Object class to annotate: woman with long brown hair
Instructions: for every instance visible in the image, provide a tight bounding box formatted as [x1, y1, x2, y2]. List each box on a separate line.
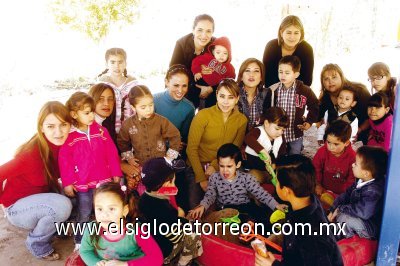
[0, 101, 73, 261]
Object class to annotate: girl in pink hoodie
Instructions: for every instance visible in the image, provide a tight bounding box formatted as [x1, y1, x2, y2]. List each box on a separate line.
[59, 92, 122, 249]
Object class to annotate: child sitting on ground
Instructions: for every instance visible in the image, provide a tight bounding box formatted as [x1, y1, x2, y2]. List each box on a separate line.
[328, 146, 387, 239]
[367, 92, 393, 152]
[244, 107, 288, 184]
[80, 182, 163, 266]
[189, 143, 287, 223]
[263, 55, 319, 155]
[317, 86, 358, 145]
[313, 120, 356, 196]
[138, 157, 202, 266]
[255, 154, 343, 266]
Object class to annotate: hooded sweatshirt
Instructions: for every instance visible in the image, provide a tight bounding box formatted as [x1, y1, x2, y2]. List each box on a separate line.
[191, 36, 235, 86]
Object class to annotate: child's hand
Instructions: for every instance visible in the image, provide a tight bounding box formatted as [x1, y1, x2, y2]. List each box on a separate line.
[317, 140, 324, 146]
[104, 260, 128, 266]
[189, 205, 205, 220]
[96, 260, 107, 266]
[64, 185, 76, 197]
[201, 65, 213, 75]
[178, 207, 185, 217]
[297, 122, 311, 131]
[112, 176, 121, 183]
[255, 251, 275, 266]
[315, 184, 324, 196]
[327, 208, 339, 222]
[194, 72, 202, 81]
[127, 157, 140, 167]
[260, 149, 271, 165]
[275, 204, 288, 212]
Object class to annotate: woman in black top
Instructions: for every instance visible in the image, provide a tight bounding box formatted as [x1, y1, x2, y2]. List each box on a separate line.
[170, 14, 216, 108]
[262, 15, 314, 87]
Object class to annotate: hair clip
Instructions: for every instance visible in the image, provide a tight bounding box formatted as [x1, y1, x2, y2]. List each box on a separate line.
[121, 185, 127, 192]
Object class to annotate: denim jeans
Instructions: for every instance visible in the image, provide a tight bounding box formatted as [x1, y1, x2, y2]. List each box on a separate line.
[75, 189, 94, 244]
[5, 193, 72, 258]
[287, 137, 303, 155]
[185, 167, 205, 210]
[337, 212, 373, 239]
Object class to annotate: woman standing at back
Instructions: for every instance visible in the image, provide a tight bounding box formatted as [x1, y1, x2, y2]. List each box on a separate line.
[262, 15, 314, 87]
[170, 14, 216, 108]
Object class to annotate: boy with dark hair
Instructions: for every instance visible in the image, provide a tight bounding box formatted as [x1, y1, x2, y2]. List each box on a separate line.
[255, 154, 343, 266]
[313, 120, 356, 196]
[318, 86, 359, 144]
[263, 55, 319, 155]
[328, 146, 387, 239]
[189, 143, 287, 222]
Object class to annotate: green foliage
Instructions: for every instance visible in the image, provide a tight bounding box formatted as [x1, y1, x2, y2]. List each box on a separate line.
[50, 0, 140, 42]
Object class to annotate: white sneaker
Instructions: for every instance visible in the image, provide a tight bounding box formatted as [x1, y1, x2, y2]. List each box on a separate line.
[74, 243, 81, 251]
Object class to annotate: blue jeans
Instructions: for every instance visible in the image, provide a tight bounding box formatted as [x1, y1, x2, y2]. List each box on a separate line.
[287, 137, 303, 155]
[5, 193, 72, 258]
[75, 189, 94, 243]
[337, 212, 373, 239]
[185, 167, 205, 209]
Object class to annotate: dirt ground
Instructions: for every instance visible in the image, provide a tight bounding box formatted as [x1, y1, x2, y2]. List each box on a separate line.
[0, 126, 320, 265]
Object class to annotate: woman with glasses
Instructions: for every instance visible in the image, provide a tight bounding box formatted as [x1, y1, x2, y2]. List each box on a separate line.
[368, 62, 397, 112]
[318, 64, 371, 143]
[186, 79, 247, 208]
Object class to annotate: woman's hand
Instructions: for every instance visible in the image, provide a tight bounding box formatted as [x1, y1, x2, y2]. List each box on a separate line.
[199, 180, 208, 192]
[205, 165, 216, 177]
[64, 185, 76, 197]
[327, 208, 339, 223]
[127, 157, 140, 167]
[121, 161, 140, 178]
[96, 260, 107, 266]
[196, 84, 213, 99]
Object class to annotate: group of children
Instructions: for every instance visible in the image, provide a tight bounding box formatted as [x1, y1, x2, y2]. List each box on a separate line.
[54, 45, 395, 266]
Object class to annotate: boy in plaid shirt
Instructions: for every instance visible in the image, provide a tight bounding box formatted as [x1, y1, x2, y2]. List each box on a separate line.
[263, 55, 319, 154]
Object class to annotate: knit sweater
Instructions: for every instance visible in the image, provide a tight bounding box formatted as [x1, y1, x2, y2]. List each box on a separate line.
[312, 144, 356, 194]
[0, 139, 60, 207]
[154, 91, 195, 142]
[80, 222, 163, 266]
[59, 123, 122, 192]
[186, 105, 248, 182]
[262, 39, 314, 87]
[263, 80, 319, 139]
[200, 171, 278, 210]
[117, 113, 181, 165]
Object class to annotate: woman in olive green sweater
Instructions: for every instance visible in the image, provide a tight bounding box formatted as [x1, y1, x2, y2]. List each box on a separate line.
[186, 79, 248, 208]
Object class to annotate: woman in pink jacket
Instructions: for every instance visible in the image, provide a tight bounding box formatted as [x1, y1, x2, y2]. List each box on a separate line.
[59, 92, 122, 250]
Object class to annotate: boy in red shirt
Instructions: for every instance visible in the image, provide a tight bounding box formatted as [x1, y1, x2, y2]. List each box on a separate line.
[313, 120, 356, 196]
